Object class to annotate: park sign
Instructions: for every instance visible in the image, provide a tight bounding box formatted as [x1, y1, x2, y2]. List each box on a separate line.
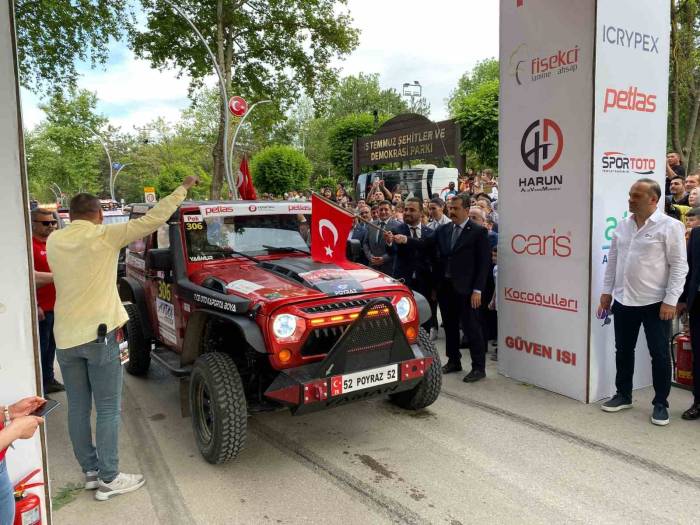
[355, 114, 461, 168]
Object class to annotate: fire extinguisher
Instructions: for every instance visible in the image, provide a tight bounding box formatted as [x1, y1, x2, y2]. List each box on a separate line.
[13, 468, 43, 525]
[671, 332, 694, 388]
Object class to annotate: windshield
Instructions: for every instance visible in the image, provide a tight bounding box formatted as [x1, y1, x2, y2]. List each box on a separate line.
[184, 213, 311, 261]
[103, 214, 129, 225]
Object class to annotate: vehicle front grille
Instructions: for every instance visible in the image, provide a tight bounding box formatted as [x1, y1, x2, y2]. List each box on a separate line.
[301, 297, 386, 314]
[300, 325, 347, 356]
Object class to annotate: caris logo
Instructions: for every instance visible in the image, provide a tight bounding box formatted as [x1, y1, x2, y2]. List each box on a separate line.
[601, 152, 655, 175]
[510, 229, 572, 258]
[604, 86, 657, 113]
[509, 44, 579, 86]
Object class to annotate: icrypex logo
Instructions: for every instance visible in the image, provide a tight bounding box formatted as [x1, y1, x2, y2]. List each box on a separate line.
[602, 25, 659, 54]
[504, 287, 578, 313]
[508, 44, 579, 86]
[601, 152, 655, 175]
[603, 86, 657, 113]
[510, 229, 572, 257]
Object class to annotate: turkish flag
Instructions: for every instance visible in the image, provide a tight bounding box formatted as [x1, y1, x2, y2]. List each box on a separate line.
[237, 156, 257, 200]
[311, 193, 354, 264]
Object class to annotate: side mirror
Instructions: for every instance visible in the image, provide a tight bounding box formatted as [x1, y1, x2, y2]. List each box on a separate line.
[147, 249, 172, 273]
[346, 239, 361, 262]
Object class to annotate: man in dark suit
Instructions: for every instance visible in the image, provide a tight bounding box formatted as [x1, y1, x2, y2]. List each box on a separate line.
[433, 193, 491, 382]
[362, 200, 399, 275]
[384, 198, 435, 330]
[678, 225, 700, 419]
[350, 205, 371, 264]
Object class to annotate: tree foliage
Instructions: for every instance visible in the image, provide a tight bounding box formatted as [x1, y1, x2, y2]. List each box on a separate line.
[447, 58, 499, 118]
[453, 80, 499, 169]
[670, 0, 700, 171]
[324, 73, 413, 120]
[15, 0, 133, 91]
[131, 0, 359, 198]
[250, 145, 312, 195]
[328, 113, 385, 182]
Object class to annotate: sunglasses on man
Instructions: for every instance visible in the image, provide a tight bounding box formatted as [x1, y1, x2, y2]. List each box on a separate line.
[33, 220, 58, 226]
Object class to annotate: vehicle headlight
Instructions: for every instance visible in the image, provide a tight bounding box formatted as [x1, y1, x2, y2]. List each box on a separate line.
[395, 297, 412, 321]
[273, 314, 300, 339]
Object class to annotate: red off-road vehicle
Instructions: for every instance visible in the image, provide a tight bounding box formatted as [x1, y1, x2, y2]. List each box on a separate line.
[119, 201, 441, 464]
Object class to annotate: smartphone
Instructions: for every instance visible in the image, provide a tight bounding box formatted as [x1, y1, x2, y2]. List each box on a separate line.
[31, 399, 60, 417]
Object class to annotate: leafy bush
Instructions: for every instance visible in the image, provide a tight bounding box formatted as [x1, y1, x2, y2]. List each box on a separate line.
[251, 145, 312, 195]
[328, 113, 384, 181]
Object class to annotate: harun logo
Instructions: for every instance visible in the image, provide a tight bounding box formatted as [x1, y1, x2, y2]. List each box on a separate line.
[519, 118, 564, 192]
[508, 44, 579, 86]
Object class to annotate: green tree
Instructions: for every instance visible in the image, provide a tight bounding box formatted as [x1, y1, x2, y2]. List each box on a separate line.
[324, 73, 413, 120]
[447, 58, 499, 117]
[131, 0, 359, 199]
[328, 113, 386, 181]
[15, 0, 133, 91]
[670, 0, 700, 171]
[453, 80, 499, 169]
[251, 145, 312, 195]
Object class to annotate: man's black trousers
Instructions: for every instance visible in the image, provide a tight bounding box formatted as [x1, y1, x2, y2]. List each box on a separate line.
[438, 283, 486, 372]
[612, 301, 671, 407]
[687, 300, 700, 403]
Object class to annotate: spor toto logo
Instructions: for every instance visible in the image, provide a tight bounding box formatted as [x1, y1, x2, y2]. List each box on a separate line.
[520, 119, 564, 172]
[601, 151, 655, 175]
[510, 229, 572, 257]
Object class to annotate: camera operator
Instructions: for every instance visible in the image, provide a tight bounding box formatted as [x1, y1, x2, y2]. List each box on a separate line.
[47, 175, 199, 501]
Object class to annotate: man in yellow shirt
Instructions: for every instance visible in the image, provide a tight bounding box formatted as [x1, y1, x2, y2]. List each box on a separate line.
[47, 175, 198, 501]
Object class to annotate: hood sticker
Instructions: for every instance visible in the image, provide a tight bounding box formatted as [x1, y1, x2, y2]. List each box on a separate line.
[226, 279, 264, 295]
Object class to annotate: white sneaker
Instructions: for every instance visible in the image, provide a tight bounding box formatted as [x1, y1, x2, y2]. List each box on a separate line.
[85, 470, 99, 490]
[95, 472, 145, 501]
[429, 328, 438, 341]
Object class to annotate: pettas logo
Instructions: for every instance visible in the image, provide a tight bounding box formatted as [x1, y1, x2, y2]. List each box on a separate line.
[508, 44, 579, 86]
[602, 25, 659, 54]
[288, 203, 311, 212]
[504, 287, 578, 313]
[202, 205, 233, 216]
[520, 119, 564, 173]
[603, 86, 657, 113]
[601, 152, 655, 175]
[511, 229, 572, 257]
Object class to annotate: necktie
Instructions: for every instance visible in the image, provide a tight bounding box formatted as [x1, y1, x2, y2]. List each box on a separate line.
[377, 222, 385, 243]
[410, 227, 418, 239]
[450, 225, 461, 250]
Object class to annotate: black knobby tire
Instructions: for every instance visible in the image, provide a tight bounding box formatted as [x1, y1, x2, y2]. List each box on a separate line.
[124, 303, 151, 376]
[189, 352, 247, 464]
[389, 327, 442, 410]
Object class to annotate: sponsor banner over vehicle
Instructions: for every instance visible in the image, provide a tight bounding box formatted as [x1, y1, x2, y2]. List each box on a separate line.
[199, 202, 312, 218]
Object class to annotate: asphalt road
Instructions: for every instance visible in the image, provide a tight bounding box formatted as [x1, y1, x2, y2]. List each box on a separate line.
[46, 340, 700, 525]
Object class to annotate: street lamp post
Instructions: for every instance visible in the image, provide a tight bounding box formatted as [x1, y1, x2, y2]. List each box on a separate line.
[402, 80, 422, 111]
[82, 124, 114, 200]
[229, 99, 272, 196]
[110, 163, 130, 201]
[161, 0, 232, 192]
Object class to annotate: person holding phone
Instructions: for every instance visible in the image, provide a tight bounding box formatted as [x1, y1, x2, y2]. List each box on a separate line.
[0, 396, 45, 525]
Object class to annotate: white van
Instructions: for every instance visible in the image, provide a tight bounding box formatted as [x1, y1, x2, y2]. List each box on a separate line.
[355, 164, 459, 201]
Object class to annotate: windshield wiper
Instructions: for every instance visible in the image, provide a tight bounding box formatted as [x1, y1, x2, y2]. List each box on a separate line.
[200, 248, 261, 264]
[262, 245, 310, 255]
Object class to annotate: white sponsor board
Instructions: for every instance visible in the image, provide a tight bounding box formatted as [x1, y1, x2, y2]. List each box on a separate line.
[156, 298, 177, 345]
[498, 0, 595, 401]
[200, 201, 311, 218]
[589, 0, 670, 402]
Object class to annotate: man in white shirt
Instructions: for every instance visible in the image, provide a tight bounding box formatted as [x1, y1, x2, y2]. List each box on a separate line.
[597, 179, 688, 426]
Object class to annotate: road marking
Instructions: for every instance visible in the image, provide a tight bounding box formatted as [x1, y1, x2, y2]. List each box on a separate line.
[122, 383, 196, 524]
[250, 420, 433, 525]
[441, 389, 700, 489]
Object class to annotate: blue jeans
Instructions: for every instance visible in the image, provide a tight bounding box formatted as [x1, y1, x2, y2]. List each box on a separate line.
[0, 459, 14, 525]
[38, 311, 57, 385]
[56, 330, 123, 482]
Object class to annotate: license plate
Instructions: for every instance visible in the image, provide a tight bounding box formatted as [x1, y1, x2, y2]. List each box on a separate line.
[330, 364, 398, 396]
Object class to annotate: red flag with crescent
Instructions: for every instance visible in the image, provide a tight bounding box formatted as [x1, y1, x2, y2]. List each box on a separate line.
[311, 193, 354, 263]
[237, 156, 257, 200]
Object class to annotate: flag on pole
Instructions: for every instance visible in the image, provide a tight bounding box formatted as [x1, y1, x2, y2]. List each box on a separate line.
[237, 156, 257, 200]
[311, 193, 354, 264]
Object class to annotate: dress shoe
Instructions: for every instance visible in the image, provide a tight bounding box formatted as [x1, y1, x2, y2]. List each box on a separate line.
[441, 361, 463, 374]
[681, 403, 700, 420]
[463, 370, 486, 383]
[44, 379, 65, 394]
